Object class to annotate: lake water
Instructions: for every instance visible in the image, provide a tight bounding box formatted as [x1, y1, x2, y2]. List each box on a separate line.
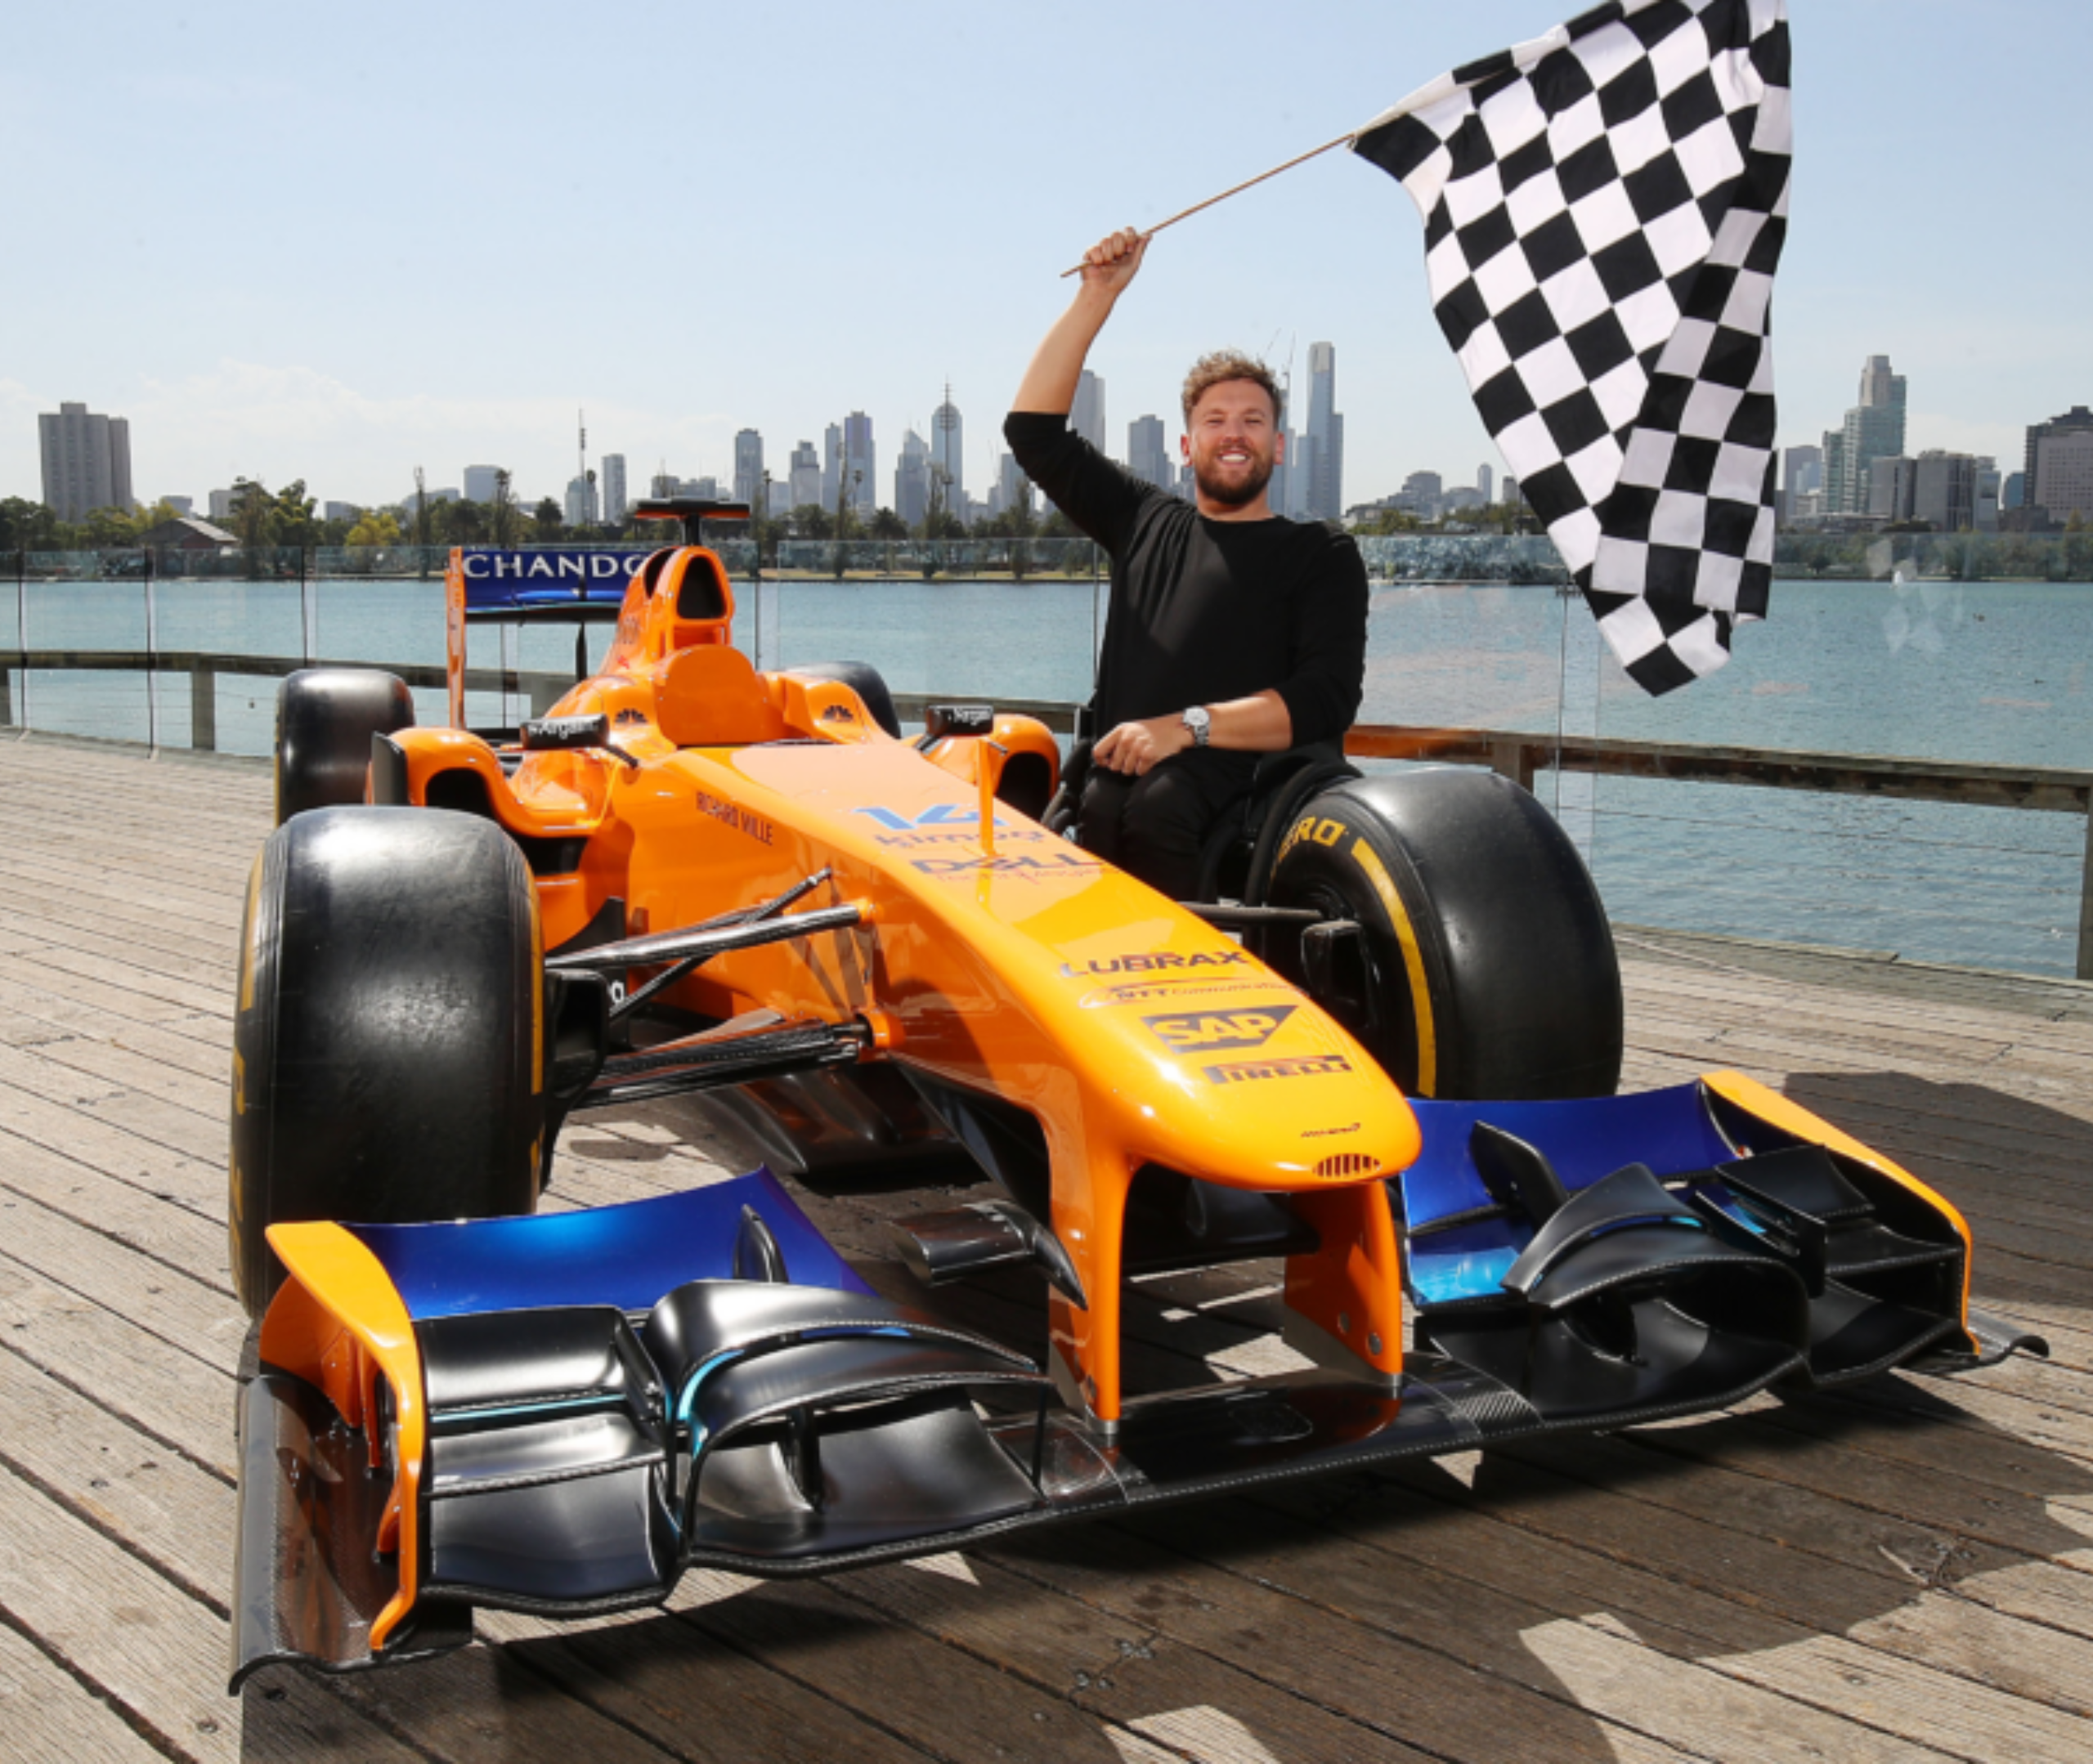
[8, 572, 2089, 978]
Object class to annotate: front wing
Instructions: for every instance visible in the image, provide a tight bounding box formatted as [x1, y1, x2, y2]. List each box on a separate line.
[233, 1075, 2044, 1689]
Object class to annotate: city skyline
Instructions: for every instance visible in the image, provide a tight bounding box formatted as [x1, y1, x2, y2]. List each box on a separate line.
[6, 2, 2089, 514]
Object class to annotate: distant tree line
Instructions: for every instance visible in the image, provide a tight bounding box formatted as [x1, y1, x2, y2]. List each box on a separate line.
[0, 477, 1087, 561]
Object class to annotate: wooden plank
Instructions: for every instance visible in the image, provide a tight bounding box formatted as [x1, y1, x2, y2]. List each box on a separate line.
[1486, 1426, 2093, 1652]
[0, 1460, 419, 1764]
[474, 1597, 942, 1764]
[982, 1501, 1934, 1763]
[0, 1618, 170, 1764]
[1257, 1456, 2093, 1757]
[0, 1251, 241, 1482]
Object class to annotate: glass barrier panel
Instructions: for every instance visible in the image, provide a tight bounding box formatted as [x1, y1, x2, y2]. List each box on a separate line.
[1586, 539, 2092, 978]
[17, 575, 151, 742]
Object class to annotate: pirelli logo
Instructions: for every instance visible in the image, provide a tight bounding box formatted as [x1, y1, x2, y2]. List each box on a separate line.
[1204, 1053, 1354, 1086]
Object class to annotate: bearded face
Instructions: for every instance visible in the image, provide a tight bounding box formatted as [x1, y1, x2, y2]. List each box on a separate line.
[1183, 379, 1282, 510]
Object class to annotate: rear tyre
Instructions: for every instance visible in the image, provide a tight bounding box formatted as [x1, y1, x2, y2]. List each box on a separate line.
[1266, 768, 1621, 1099]
[275, 667, 415, 825]
[230, 807, 544, 1317]
[785, 660, 901, 738]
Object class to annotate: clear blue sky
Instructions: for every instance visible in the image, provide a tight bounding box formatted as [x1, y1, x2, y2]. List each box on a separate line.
[5, 1, 2083, 513]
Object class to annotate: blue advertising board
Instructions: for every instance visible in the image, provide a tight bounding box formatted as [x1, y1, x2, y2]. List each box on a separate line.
[455, 547, 655, 618]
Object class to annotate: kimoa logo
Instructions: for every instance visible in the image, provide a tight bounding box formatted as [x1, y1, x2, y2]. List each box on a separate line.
[1059, 950, 1249, 978]
[1144, 1005, 1297, 1054]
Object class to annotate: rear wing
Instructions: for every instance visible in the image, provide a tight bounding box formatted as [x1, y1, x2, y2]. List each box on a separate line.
[443, 547, 658, 728]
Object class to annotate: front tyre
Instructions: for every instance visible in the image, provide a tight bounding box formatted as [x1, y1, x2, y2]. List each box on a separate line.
[1266, 768, 1622, 1100]
[230, 807, 544, 1317]
[275, 667, 415, 825]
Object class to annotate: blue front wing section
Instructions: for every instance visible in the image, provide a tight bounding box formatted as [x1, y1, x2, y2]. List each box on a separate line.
[1398, 1082, 1751, 1306]
[347, 1169, 871, 1322]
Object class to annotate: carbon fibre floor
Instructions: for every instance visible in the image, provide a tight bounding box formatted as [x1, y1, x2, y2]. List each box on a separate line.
[2, 731, 2091, 1764]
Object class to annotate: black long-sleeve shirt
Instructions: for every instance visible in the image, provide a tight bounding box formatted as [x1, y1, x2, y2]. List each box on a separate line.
[1005, 412, 1368, 744]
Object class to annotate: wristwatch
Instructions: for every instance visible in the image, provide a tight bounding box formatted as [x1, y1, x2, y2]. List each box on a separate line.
[1181, 705, 1212, 748]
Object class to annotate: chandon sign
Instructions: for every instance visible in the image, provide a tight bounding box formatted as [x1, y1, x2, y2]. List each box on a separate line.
[459, 548, 653, 612]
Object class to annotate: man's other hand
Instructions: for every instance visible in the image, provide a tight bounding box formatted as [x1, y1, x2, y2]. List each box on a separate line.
[1080, 228, 1149, 297]
[1094, 712, 1190, 777]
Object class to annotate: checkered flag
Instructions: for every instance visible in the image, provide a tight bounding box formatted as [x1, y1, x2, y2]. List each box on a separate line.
[1354, 0, 1791, 693]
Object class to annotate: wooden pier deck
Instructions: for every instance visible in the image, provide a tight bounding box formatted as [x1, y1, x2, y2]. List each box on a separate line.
[2, 732, 2091, 1764]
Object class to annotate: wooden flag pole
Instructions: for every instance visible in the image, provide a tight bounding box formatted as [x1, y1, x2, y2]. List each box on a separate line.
[1058, 131, 1358, 276]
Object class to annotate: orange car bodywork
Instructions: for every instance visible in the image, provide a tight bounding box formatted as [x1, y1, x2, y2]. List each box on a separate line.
[395, 544, 1420, 1425]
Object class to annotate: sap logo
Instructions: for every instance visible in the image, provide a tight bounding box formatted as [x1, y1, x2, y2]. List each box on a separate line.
[1058, 951, 1248, 978]
[855, 804, 1002, 832]
[1144, 1005, 1296, 1054]
[1204, 1054, 1353, 1086]
[819, 703, 858, 723]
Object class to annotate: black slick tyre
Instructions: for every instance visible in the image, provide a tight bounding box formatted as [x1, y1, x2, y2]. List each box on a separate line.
[229, 807, 544, 1318]
[275, 667, 416, 825]
[1265, 768, 1622, 1099]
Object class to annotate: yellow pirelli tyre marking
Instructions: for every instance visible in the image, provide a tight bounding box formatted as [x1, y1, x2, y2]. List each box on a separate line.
[1349, 835, 1436, 1096]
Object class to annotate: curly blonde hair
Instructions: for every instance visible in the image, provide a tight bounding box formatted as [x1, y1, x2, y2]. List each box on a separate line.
[1180, 351, 1284, 426]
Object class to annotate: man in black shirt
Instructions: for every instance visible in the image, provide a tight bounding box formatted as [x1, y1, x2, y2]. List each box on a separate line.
[1006, 228, 1369, 900]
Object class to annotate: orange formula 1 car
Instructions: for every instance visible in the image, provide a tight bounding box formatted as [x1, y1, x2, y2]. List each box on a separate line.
[229, 501, 2044, 1688]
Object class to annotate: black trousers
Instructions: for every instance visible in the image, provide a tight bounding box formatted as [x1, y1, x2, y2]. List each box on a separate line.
[1078, 747, 1257, 901]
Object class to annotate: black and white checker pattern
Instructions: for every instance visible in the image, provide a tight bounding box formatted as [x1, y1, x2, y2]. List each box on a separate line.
[1354, 0, 1791, 694]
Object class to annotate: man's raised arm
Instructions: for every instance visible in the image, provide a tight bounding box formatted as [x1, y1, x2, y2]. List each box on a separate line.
[1011, 229, 1148, 414]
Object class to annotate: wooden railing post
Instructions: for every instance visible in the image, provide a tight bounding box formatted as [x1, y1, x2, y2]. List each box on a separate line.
[190, 666, 216, 752]
[1489, 735, 1535, 791]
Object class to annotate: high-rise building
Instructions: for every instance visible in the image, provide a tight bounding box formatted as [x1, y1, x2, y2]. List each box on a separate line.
[1867, 455, 1916, 522]
[164, 495, 193, 517]
[931, 387, 964, 513]
[822, 423, 843, 513]
[464, 465, 502, 504]
[2034, 432, 2093, 525]
[1779, 444, 1823, 520]
[844, 412, 876, 515]
[1821, 430, 1845, 517]
[2024, 405, 2093, 520]
[564, 474, 598, 528]
[1397, 470, 1442, 517]
[997, 451, 1032, 520]
[38, 401, 133, 520]
[1072, 370, 1107, 454]
[788, 441, 821, 512]
[1127, 415, 1171, 492]
[1912, 451, 1982, 533]
[1831, 356, 1906, 513]
[600, 454, 628, 526]
[2003, 472, 2027, 513]
[323, 501, 360, 522]
[895, 429, 930, 529]
[733, 430, 764, 510]
[1477, 462, 1494, 506]
[1503, 475, 1521, 509]
[1304, 343, 1343, 522]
